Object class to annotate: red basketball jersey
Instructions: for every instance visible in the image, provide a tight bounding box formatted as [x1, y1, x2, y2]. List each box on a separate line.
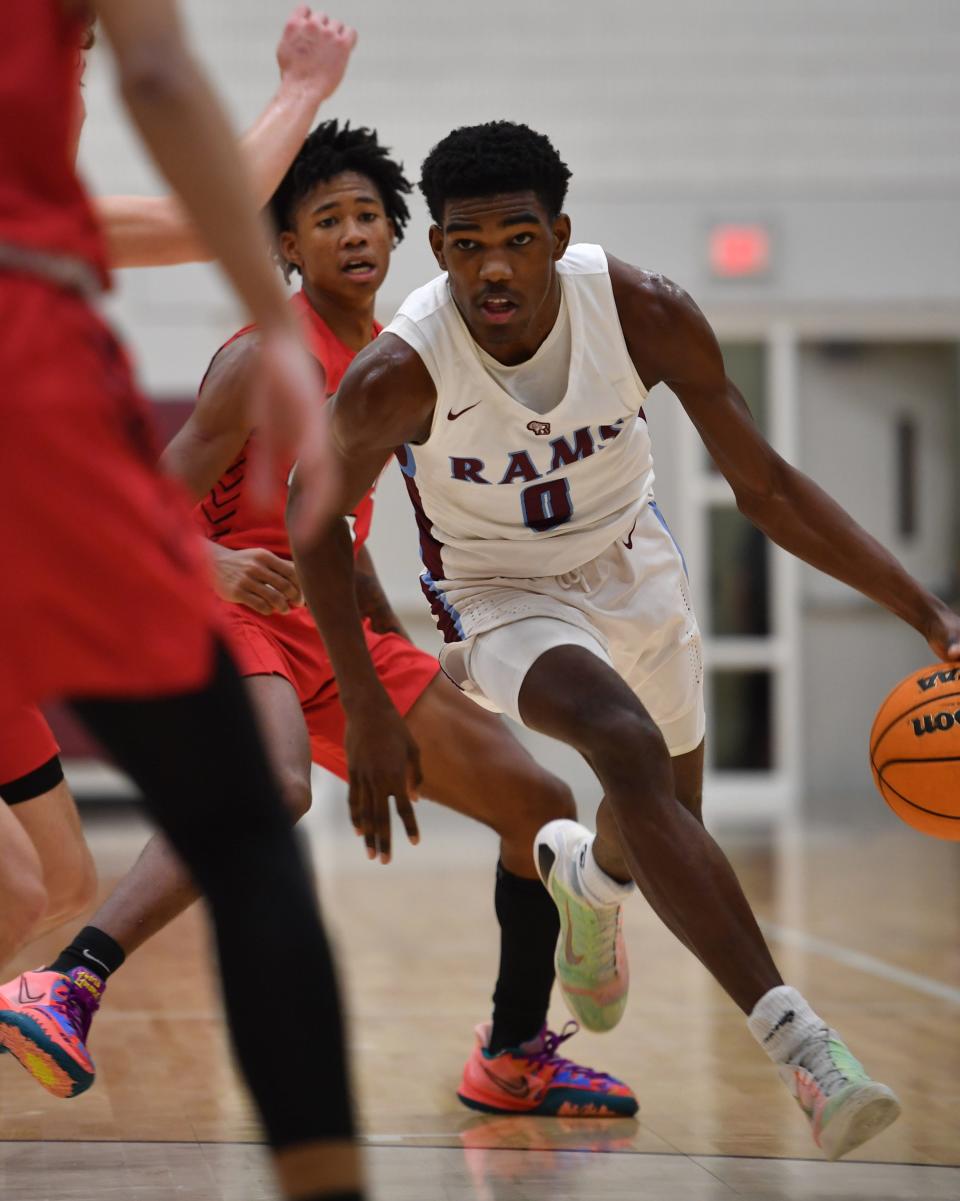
[1, 2, 108, 285]
[196, 292, 379, 558]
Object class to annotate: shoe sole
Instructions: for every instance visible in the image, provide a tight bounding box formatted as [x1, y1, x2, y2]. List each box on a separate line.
[0, 1014, 93, 1099]
[457, 1089, 638, 1118]
[819, 1084, 901, 1160]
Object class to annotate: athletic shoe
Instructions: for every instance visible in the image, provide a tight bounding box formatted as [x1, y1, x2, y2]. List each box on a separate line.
[0, 967, 103, 1098]
[782, 1027, 901, 1160]
[534, 819, 629, 1032]
[457, 1020, 638, 1117]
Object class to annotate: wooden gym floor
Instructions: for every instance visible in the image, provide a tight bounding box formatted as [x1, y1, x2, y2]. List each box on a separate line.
[0, 781, 958, 1200]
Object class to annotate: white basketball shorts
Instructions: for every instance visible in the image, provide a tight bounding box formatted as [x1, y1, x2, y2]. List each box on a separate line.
[425, 498, 705, 756]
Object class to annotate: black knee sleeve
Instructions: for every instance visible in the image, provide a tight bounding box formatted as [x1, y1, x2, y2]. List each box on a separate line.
[71, 642, 355, 1150]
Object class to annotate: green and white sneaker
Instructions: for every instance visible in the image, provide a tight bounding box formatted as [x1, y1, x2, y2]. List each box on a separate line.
[534, 819, 629, 1033]
[783, 1028, 901, 1160]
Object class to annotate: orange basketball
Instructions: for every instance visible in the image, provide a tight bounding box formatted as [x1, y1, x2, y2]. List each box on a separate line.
[870, 662, 960, 840]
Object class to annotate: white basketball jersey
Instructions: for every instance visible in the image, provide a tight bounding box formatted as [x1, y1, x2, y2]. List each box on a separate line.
[385, 243, 654, 580]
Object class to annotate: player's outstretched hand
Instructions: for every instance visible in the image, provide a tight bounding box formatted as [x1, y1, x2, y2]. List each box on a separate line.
[276, 7, 357, 102]
[345, 705, 421, 865]
[212, 545, 302, 615]
[250, 325, 340, 544]
[925, 603, 960, 662]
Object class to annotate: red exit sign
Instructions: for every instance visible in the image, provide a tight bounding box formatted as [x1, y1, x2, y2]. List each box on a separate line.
[709, 224, 771, 279]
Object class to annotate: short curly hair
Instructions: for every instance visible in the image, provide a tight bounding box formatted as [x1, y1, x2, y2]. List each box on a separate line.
[419, 121, 572, 225]
[269, 120, 412, 279]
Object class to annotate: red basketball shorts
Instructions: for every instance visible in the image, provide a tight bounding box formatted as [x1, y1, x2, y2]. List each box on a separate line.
[218, 600, 440, 780]
[0, 277, 218, 707]
[0, 704, 60, 800]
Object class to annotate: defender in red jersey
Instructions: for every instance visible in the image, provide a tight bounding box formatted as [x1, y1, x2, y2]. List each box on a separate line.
[0, 6, 359, 973]
[193, 298, 441, 778]
[49, 122, 637, 1118]
[0, 5, 365, 1198]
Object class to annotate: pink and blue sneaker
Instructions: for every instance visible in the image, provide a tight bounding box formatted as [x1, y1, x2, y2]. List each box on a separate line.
[0, 967, 103, 1098]
[458, 1020, 638, 1117]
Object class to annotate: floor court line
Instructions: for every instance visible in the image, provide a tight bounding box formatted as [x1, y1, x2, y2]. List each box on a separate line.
[760, 920, 960, 1006]
[4, 1138, 953, 1169]
[357, 1139, 958, 1166]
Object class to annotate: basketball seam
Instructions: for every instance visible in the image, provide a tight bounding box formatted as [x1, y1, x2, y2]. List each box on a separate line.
[878, 754, 960, 768]
[871, 684, 960, 827]
[874, 769, 960, 821]
[869, 686, 960, 760]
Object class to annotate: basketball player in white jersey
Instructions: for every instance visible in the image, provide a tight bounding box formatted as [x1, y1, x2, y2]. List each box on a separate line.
[290, 121, 960, 1160]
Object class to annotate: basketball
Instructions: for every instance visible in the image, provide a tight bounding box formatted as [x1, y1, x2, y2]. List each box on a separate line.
[870, 663, 960, 840]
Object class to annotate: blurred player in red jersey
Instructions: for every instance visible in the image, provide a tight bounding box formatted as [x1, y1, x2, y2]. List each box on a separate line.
[0, 4, 354, 973]
[0, 4, 363, 1200]
[42, 121, 638, 1119]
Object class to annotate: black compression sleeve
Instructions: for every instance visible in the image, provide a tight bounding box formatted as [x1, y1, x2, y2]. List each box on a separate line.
[71, 643, 358, 1170]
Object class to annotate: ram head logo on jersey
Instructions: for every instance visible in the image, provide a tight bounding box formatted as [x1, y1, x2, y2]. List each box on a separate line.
[527, 420, 551, 436]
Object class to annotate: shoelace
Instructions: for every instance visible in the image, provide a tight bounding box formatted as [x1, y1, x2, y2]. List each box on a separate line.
[524, 1021, 614, 1083]
[56, 979, 101, 1043]
[591, 905, 620, 976]
[793, 1028, 848, 1095]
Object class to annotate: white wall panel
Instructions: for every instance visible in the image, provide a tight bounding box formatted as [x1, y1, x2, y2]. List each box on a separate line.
[74, 0, 960, 816]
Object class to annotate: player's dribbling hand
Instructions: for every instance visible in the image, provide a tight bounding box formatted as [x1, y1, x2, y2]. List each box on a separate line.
[276, 7, 357, 102]
[211, 545, 303, 615]
[345, 705, 421, 865]
[250, 325, 341, 544]
[925, 603, 960, 662]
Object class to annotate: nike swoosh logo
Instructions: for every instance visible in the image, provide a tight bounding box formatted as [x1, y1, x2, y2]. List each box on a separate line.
[764, 1009, 795, 1042]
[564, 900, 584, 966]
[82, 949, 109, 973]
[479, 1063, 530, 1098]
[623, 519, 638, 550]
[447, 402, 480, 421]
[19, 976, 46, 1004]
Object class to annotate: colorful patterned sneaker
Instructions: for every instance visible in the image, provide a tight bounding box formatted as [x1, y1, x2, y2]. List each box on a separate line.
[534, 819, 629, 1032]
[0, 967, 104, 1099]
[782, 1027, 901, 1160]
[457, 1020, 638, 1117]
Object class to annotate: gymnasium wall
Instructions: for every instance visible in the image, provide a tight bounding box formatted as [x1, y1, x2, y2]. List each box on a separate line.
[798, 343, 959, 818]
[82, 0, 960, 387]
[77, 0, 960, 814]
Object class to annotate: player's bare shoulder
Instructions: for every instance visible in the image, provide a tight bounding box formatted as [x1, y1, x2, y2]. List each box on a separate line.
[607, 254, 720, 390]
[332, 332, 438, 452]
[200, 328, 262, 401]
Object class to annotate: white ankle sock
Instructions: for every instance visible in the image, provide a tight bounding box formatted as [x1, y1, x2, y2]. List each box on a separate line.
[577, 839, 635, 907]
[747, 984, 824, 1065]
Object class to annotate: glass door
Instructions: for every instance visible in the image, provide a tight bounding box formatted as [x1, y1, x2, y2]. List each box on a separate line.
[678, 326, 802, 824]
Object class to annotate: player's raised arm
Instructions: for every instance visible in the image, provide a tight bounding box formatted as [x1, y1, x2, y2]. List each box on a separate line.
[95, 7, 356, 268]
[93, 0, 340, 537]
[92, 0, 331, 327]
[609, 258, 960, 661]
[289, 335, 436, 861]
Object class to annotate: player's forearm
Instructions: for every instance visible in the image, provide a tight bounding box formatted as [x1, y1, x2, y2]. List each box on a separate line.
[741, 466, 948, 637]
[294, 521, 398, 711]
[240, 77, 324, 210]
[95, 194, 203, 268]
[353, 546, 409, 639]
[114, 45, 292, 332]
[97, 74, 323, 269]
